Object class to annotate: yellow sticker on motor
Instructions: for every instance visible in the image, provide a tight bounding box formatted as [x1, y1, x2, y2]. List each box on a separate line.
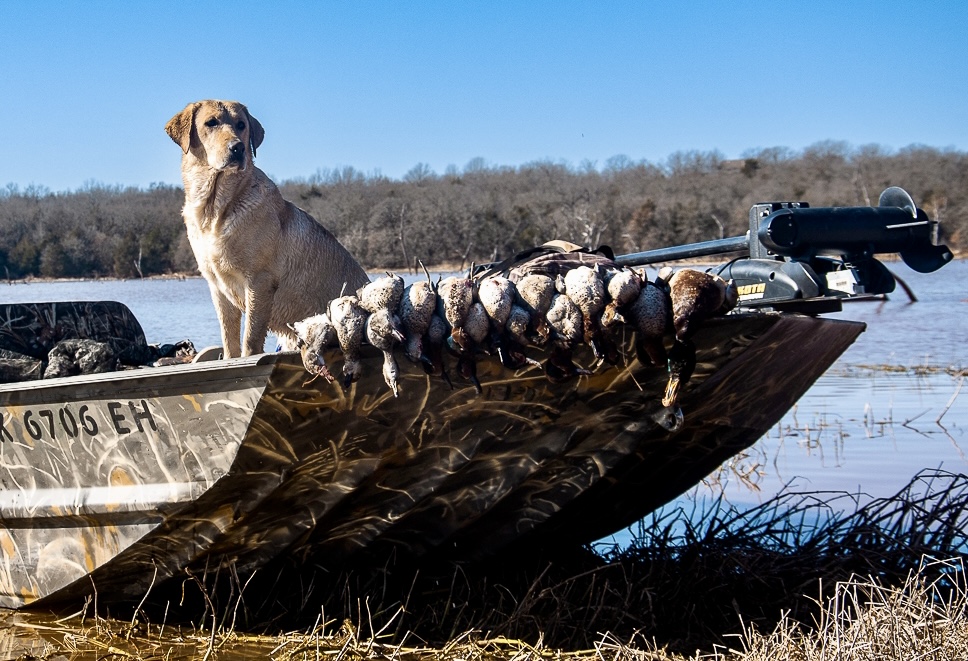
[737, 283, 766, 300]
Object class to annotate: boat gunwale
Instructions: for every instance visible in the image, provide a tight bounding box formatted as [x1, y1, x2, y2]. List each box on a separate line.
[0, 352, 284, 396]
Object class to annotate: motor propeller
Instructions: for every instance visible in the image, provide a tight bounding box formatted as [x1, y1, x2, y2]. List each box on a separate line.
[878, 186, 917, 218]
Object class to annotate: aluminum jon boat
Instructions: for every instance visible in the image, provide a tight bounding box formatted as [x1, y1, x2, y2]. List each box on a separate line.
[0, 188, 952, 609]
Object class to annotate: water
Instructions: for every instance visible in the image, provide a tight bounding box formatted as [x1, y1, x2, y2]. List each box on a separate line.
[2, 262, 966, 529]
[713, 261, 967, 501]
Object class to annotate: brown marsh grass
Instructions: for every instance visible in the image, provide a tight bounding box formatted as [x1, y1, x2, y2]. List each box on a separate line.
[4, 470, 968, 660]
[5, 561, 968, 661]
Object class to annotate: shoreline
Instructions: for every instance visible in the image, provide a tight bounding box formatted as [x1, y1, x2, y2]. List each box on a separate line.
[4, 253, 964, 286]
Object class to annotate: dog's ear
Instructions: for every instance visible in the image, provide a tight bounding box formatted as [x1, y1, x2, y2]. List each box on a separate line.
[245, 109, 265, 158]
[165, 102, 199, 154]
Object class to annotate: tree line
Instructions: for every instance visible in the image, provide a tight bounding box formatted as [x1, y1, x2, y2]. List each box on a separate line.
[0, 141, 964, 280]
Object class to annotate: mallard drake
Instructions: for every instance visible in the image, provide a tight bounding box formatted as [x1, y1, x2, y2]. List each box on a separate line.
[662, 269, 738, 408]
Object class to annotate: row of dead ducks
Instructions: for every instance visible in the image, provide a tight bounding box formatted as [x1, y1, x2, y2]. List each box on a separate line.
[291, 263, 738, 411]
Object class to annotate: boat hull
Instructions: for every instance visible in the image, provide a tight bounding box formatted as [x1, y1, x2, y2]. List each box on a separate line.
[0, 312, 864, 608]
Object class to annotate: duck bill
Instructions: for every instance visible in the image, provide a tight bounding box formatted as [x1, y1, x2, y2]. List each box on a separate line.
[662, 375, 682, 408]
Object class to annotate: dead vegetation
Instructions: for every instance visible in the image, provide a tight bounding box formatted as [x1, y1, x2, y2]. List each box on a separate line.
[4, 470, 968, 660]
[716, 557, 968, 660]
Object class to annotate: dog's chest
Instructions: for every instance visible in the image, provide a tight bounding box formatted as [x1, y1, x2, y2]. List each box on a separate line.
[184, 213, 248, 306]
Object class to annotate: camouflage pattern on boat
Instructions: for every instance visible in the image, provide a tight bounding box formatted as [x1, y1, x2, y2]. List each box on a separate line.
[0, 301, 864, 608]
[0, 301, 192, 384]
[0, 301, 148, 361]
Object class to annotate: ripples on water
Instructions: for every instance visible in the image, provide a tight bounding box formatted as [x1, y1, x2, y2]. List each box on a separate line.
[3, 261, 966, 527]
[724, 261, 966, 499]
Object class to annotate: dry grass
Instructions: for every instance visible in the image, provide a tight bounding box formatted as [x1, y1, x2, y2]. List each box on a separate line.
[8, 561, 968, 661]
[713, 558, 968, 660]
[268, 558, 968, 661]
[4, 470, 968, 660]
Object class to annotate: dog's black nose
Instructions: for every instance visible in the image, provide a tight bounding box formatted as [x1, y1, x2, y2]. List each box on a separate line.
[229, 141, 245, 158]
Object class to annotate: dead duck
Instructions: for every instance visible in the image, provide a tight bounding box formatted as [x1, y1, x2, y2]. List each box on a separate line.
[478, 275, 537, 369]
[477, 275, 515, 341]
[668, 269, 737, 341]
[437, 269, 491, 392]
[464, 301, 490, 346]
[505, 304, 530, 346]
[365, 307, 406, 396]
[499, 308, 541, 371]
[358, 273, 406, 394]
[564, 265, 613, 362]
[544, 292, 592, 382]
[328, 295, 369, 388]
[291, 313, 338, 382]
[621, 279, 672, 368]
[662, 268, 738, 408]
[514, 273, 556, 343]
[397, 264, 437, 366]
[602, 268, 642, 327]
[443, 301, 489, 393]
[663, 339, 696, 410]
[546, 293, 584, 348]
[358, 272, 405, 315]
[436, 273, 476, 352]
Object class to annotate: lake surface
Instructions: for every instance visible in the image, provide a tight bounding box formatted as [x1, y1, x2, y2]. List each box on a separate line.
[2, 261, 966, 538]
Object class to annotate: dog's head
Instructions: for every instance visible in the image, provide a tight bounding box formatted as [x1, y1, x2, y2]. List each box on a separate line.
[165, 100, 265, 171]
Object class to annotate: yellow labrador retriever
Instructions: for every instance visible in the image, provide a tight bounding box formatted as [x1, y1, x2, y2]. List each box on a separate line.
[165, 100, 369, 357]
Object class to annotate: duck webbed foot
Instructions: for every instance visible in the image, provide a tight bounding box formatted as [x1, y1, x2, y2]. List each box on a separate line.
[497, 338, 541, 371]
[457, 354, 483, 394]
[532, 319, 552, 346]
[545, 346, 593, 383]
[421, 342, 453, 389]
[588, 330, 619, 367]
[634, 336, 668, 368]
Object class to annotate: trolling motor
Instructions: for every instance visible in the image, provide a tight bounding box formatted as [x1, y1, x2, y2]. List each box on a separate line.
[616, 187, 953, 313]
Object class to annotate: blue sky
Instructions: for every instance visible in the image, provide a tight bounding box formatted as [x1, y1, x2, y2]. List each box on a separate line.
[1, 1, 965, 193]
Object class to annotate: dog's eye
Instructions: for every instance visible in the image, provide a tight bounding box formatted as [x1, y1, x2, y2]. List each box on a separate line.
[204, 118, 218, 128]
[236, 121, 246, 131]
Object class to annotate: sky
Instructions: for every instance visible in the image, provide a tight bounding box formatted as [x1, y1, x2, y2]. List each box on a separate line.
[1, 1, 966, 194]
